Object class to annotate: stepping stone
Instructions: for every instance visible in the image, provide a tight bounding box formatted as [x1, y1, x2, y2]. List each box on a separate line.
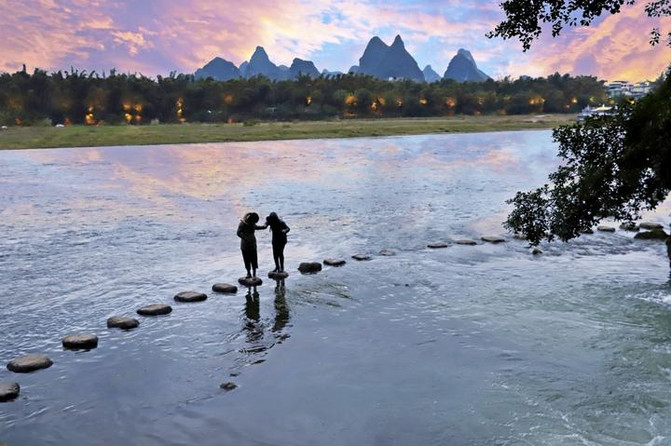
[7, 354, 53, 373]
[634, 229, 669, 240]
[107, 316, 140, 330]
[512, 233, 527, 240]
[62, 334, 99, 350]
[238, 277, 263, 287]
[137, 304, 172, 316]
[379, 249, 396, 256]
[454, 239, 477, 246]
[323, 258, 346, 266]
[220, 382, 237, 391]
[620, 222, 640, 232]
[298, 262, 322, 273]
[174, 291, 208, 303]
[481, 236, 506, 243]
[640, 222, 664, 230]
[427, 242, 448, 249]
[268, 271, 289, 279]
[532, 248, 543, 255]
[0, 382, 20, 402]
[597, 225, 616, 232]
[580, 229, 594, 234]
[212, 283, 238, 294]
[351, 254, 372, 260]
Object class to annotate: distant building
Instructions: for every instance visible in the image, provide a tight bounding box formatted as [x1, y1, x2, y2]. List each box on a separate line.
[604, 80, 653, 100]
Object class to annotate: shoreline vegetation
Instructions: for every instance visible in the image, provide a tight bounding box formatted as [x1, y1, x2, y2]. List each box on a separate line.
[0, 114, 575, 150]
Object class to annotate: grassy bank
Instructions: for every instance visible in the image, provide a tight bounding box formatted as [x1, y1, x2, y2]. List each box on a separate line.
[0, 114, 576, 150]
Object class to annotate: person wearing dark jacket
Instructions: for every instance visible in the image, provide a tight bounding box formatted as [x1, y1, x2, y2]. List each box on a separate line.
[266, 212, 290, 273]
[666, 235, 671, 268]
[237, 212, 267, 278]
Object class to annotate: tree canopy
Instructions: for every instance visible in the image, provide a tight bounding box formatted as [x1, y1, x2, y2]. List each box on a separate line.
[489, 0, 671, 49]
[496, 0, 671, 245]
[0, 68, 606, 126]
[505, 73, 671, 244]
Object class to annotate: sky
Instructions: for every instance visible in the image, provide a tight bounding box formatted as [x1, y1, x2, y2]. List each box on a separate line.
[0, 0, 669, 81]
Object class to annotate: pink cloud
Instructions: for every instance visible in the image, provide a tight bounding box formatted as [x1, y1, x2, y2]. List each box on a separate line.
[513, 3, 671, 80]
[111, 30, 154, 56]
[0, 0, 667, 81]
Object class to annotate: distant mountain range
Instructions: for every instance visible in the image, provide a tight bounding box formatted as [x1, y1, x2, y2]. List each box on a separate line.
[194, 35, 490, 83]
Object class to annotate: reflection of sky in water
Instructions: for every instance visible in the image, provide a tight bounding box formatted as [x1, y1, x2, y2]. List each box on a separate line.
[2, 131, 671, 445]
[4, 131, 560, 236]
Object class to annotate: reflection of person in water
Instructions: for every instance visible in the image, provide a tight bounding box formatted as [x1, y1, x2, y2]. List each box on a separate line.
[272, 279, 290, 333]
[237, 212, 267, 278]
[244, 286, 260, 322]
[243, 286, 263, 344]
[266, 212, 290, 273]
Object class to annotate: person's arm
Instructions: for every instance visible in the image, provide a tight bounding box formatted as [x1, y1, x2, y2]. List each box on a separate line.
[237, 222, 244, 238]
[255, 223, 268, 230]
[282, 222, 290, 234]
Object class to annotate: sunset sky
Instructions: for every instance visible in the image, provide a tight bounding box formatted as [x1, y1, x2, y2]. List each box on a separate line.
[1, 0, 669, 81]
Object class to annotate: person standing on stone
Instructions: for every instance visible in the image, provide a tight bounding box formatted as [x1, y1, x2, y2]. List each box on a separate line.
[237, 212, 267, 278]
[266, 212, 290, 273]
[666, 234, 671, 268]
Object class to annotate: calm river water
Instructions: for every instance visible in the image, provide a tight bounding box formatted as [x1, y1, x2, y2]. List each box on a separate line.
[1, 131, 671, 445]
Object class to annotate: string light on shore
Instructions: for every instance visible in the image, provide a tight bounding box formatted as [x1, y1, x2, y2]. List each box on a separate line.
[176, 97, 185, 123]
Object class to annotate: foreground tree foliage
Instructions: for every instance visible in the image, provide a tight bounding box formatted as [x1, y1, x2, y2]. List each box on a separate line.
[489, 0, 671, 49]
[505, 72, 671, 244]
[0, 68, 607, 126]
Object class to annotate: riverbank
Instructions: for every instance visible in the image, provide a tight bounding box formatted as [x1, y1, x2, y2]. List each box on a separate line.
[0, 114, 576, 150]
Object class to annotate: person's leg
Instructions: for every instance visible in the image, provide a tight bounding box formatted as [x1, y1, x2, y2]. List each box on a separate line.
[272, 244, 280, 272]
[278, 242, 286, 272]
[251, 249, 258, 277]
[242, 249, 251, 277]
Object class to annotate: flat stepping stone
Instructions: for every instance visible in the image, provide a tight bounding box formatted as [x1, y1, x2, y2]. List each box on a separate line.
[597, 225, 616, 232]
[323, 258, 346, 266]
[634, 229, 669, 240]
[0, 382, 20, 402]
[62, 334, 99, 350]
[220, 382, 237, 391]
[7, 354, 53, 373]
[532, 248, 543, 255]
[298, 262, 322, 273]
[238, 277, 263, 286]
[268, 271, 289, 279]
[640, 222, 664, 230]
[481, 236, 506, 243]
[379, 249, 396, 256]
[351, 254, 372, 260]
[512, 233, 528, 240]
[137, 304, 172, 316]
[427, 242, 448, 249]
[580, 229, 594, 234]
[454, 239, 477, 246]
[107, 316, 139, 329]
[212, 283, 238, 294]
[620, 222, 640, 232]
[174, 291, 208, 303]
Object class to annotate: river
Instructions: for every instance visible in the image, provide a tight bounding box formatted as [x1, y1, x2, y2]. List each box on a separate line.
[1, 131, 670, 445]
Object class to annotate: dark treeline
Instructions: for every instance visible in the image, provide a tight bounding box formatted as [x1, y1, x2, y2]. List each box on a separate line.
[0, 67, 608, 125]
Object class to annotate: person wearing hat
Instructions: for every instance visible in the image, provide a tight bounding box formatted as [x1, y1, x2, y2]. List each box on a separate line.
[237, 212, 267, 278]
